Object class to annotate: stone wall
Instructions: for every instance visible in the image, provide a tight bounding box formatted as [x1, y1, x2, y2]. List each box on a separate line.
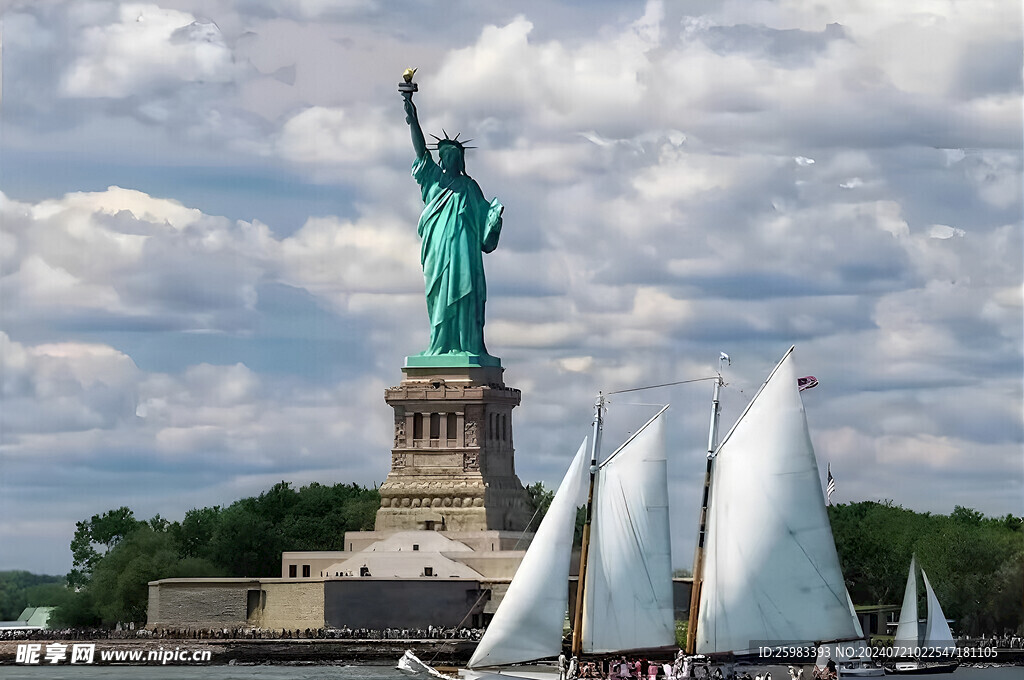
[147, 579, 261, 629]
[257, 581, 325, 630]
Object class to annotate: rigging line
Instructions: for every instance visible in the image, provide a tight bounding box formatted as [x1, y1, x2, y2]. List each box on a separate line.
[513, 502, 544, 551]
[606, 376, 720, 396]
[428, 588, 491, 665]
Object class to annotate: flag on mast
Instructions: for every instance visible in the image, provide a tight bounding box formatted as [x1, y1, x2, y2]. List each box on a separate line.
[797, 375, 818, 391]
[826, 463, 836, 505]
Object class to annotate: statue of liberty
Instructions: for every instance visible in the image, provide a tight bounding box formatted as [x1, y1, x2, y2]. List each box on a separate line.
[401, 73, 504, 364]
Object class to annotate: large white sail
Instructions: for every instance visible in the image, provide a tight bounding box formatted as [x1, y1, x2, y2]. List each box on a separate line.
[921, 569, 956, 654]
[468, 440, 590, 668]
[893, 555, 920, 652]
[696, 348, 860, 655]
[582, 410, 675, 654]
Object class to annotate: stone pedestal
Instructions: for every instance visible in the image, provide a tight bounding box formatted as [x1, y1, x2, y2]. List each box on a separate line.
[375, 360, 532, 533]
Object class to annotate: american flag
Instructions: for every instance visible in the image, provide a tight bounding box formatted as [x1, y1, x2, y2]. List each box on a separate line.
[797, 375, 818, 391]
[826, 463, 836, 505]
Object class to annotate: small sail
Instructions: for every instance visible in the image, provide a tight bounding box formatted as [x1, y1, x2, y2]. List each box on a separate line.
[893, 556, 920, 653]
[696, 348, 860, 655]
[582, 410, 675, 654]
[921, 569, 956, 654]
[845, 587, 865, 639]
[468, 440, 590, 668]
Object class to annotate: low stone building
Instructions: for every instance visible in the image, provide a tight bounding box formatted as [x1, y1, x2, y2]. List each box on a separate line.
[148, 530, 533, 630]
[146, 575, 491, 631]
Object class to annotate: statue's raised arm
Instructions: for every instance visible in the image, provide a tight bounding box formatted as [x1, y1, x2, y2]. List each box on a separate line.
[400, 68, 427, 159]
[398, 69, 504, 366]
[402, 101, 427, 161]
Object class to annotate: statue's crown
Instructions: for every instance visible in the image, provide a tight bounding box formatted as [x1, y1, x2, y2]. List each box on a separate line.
[429, 130, 476, 152]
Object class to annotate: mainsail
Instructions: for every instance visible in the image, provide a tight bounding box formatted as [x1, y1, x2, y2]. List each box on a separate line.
[469, 405, 675, 668]
[468, 440, 590, 668]
[582, 411, 675, 654]
[893, 555, 920, 652]
[922, 569, 956, 654]
[696, 348, 860, 654]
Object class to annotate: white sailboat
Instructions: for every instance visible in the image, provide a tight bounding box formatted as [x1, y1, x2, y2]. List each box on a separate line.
[405, 347, 884, 679]
[403, 402, 676, 680]
[885, 556, 958, 675]
[688, 347, 882, 676]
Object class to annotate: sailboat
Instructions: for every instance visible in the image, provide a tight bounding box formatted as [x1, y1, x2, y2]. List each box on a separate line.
[687, 348, 883, 677]
[404, 401, 676, 680]
[885, 556, 958, 675]
[405, 347, 882, 678]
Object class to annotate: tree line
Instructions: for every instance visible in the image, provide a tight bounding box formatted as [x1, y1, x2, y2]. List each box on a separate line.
[0, 571, 65, 621]
[48, 481, 379, 625]
[828, 501, 1023, 636]
[6, 486, 1021, 635]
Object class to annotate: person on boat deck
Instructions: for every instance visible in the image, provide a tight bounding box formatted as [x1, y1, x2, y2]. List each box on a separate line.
[559, 652, 568, 680]
[679, 654, 691, 680]
[618, 657, 633, 679]
[648, 659, 659, 680]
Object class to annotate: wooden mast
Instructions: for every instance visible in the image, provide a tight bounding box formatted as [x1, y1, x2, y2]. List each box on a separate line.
[686, 355, 727, 654]
[571, 393, 604, 658]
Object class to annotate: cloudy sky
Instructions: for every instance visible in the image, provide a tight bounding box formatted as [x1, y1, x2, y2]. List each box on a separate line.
[1, 0, 1021, 575]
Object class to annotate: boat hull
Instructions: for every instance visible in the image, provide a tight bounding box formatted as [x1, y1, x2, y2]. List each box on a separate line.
[459, 666, 559, 680]
[839, 665, 886, 677]
[883, 661, 959, 675]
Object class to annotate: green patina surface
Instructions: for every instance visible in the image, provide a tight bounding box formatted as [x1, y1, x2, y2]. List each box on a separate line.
[403, 81, 503, 364]
[405, 353, 502, 368]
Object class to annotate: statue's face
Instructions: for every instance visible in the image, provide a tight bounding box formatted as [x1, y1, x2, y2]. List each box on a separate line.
[438, 144, 465, 174]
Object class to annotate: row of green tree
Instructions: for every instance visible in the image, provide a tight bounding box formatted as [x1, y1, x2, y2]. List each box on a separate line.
[50, 481, 380, 625]
[10, 485, 1021, 635]
[0, 571, 65, 621]
[829, 502, 1023, 636]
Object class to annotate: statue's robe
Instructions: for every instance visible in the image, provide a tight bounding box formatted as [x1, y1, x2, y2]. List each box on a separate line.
[413, 152, 503, 356]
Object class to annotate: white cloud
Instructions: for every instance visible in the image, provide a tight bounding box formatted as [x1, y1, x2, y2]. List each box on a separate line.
[429, 9, 661, 131]
[0, 0, 1020, 574]
[0, 333, 140, 437]
[61, 4, 236, 98]
[927, 224, 964, 239]
[279, 213, 422, 301]
[1, 188, 273, 329]
[276, 105, 404, 166]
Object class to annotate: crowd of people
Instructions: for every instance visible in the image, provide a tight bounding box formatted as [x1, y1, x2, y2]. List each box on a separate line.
[559, 651, 770, 680]
[962, 634, 1023, 649]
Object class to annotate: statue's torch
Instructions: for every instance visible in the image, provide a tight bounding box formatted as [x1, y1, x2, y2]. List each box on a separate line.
[399, 68, 418, 95]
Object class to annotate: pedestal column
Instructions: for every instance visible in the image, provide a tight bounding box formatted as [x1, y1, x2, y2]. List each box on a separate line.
[375, 360, 532, 533]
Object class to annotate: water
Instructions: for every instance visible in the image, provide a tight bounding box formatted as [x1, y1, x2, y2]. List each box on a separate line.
[0, 665, 1018, 680]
